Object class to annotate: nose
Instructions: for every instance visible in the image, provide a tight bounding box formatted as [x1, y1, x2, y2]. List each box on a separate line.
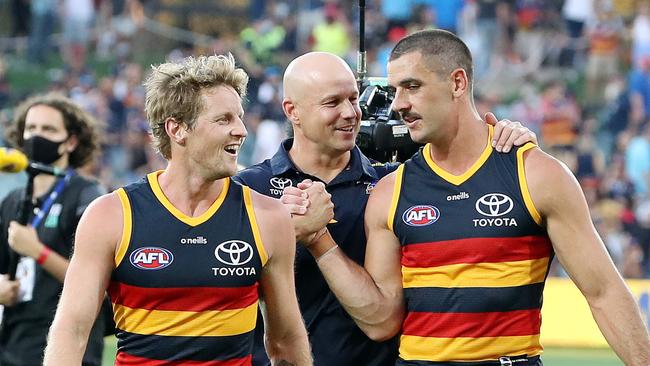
[231, 116, 248, 138]
[391, 88, 410, 114]
[341, 99, 360, 120]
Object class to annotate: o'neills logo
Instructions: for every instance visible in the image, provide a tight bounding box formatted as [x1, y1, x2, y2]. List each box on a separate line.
[447, 192, 469, 201]
[180, 236, 207, 245]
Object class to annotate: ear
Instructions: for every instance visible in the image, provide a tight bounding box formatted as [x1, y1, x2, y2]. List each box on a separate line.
[64, 134, 78, 153]
[164, 117, 187, 146]
[450, 68, 469, 98]
[282, 98, 300, 127]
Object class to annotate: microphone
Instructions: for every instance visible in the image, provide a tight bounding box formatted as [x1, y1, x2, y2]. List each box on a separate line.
[0, 147, 28, 173]
[0, 147, 66, 177]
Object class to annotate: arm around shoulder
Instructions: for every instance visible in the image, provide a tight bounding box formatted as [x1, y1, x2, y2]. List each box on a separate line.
[523, 148, 650, 365]
[250, 191, 312, 366]
[43, 192, 123, 365]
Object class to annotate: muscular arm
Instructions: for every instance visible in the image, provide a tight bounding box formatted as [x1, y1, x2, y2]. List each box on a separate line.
[525, 148, 650, 365]
[307, 172, 404, 341]
[43, 193, 120, 365]
[253, 192, 312, 366]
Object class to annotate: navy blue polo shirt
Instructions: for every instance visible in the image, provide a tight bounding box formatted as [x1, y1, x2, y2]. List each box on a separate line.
[234, 139, 399, 366]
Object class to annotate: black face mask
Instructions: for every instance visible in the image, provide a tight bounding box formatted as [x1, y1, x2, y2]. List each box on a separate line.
[23, 135, 66, 165]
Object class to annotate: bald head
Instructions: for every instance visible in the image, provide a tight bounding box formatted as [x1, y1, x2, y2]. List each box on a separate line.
[283, 52, 356, 102]
[281, 52, 362, 155]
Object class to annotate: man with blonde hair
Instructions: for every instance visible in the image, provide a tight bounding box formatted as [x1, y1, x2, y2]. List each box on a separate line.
[44, 54, 313, 366]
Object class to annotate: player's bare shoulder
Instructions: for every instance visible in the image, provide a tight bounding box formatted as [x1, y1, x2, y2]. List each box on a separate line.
[247, 187, 294, 259]
[366, 168, 401, 226]
[371, 168, 399, 196]
[74, 190, 125, 255]
[522, 146, 582, 214]
[79, 191, 123, 228]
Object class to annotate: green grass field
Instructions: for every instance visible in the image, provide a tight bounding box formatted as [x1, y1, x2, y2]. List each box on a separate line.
[101, 336, 622, 365]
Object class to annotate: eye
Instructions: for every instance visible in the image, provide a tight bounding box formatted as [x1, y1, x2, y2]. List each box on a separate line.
[407, 83, 420, 90]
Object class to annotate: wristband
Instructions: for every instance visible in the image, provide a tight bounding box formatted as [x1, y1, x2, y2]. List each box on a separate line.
[315, 244, 339, 263]
[36, 246, 52, 265]
[310, 227, 329, 244]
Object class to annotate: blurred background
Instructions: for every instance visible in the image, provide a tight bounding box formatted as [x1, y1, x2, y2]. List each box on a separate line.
[0, 0, 649, 364]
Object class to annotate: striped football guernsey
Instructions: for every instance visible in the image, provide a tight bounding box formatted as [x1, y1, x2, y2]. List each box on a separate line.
[389, 128, 553, 364]
[108, 171, 267, 366]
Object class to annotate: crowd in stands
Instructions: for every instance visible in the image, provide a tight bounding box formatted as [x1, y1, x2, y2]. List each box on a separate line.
[0, 0, 649, 279]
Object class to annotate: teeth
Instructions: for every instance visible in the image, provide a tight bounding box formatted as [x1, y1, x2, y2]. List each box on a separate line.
[224, 145, 239, 154]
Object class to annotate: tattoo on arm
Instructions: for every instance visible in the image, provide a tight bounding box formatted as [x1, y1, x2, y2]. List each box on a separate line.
[275, 361, 296, 366]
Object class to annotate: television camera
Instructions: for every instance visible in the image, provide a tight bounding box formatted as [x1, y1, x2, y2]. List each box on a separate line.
[354, 0, 421, 163]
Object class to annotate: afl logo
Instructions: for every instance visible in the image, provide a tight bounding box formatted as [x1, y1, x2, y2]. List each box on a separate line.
[270, 177, 292, 190]
[215, 240, 254, 266]
[402, 205, 440, 227]
[130, 247, 173, 270]
[476, 193, 513, 217]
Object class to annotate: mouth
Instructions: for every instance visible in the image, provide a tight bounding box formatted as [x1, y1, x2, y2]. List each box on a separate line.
[223, 144, 240, 156]
[401, 114, 422, 127]
[335, 125, 355, 133]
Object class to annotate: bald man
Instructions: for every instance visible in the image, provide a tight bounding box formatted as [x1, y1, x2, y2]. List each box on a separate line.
[234, 52, 537, 366]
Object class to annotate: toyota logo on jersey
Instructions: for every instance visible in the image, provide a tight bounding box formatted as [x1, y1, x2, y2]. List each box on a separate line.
[269, 177, 292, 190]
[402, 205, 440, 227]
[475, 193, 513, 217]
[214, 240, 254, 266]
[130, 247, 174, 270]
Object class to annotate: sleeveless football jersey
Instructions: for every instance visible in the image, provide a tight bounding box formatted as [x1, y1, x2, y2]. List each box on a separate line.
[108, 171, 267, 366]
[389, 129, 553, 364]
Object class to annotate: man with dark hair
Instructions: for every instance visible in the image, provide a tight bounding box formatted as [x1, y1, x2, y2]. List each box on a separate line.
[293, 30, 650, 365]
[0, 93, 107, 366]
[236, 51, 538, 366]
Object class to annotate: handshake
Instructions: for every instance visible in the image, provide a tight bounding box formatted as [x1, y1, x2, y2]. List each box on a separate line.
[279, 180, 335, 246]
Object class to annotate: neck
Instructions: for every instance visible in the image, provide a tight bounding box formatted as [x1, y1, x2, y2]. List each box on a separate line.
[32, 174, 58, 199]
[31, 157, 70, 198]
[157, 161, 227, 217]
[288, 138, 351, 183]
[427, 105, 488, 175]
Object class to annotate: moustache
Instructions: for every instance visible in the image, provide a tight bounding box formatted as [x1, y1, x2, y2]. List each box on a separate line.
[400, 112, 422, 122]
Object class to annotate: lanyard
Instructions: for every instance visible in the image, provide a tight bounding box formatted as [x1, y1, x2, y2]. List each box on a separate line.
[29, 169, 74, 229]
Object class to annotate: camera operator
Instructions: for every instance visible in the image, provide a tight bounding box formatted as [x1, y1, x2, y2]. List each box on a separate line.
[234, 51, 537, 366]
[0, 94, 107, 366]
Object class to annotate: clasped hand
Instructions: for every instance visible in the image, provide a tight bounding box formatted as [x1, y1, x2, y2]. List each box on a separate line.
[280, 179, 334, 245]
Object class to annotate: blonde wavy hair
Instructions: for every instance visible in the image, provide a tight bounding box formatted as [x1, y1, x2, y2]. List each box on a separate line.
[144, 54, 248, 159]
